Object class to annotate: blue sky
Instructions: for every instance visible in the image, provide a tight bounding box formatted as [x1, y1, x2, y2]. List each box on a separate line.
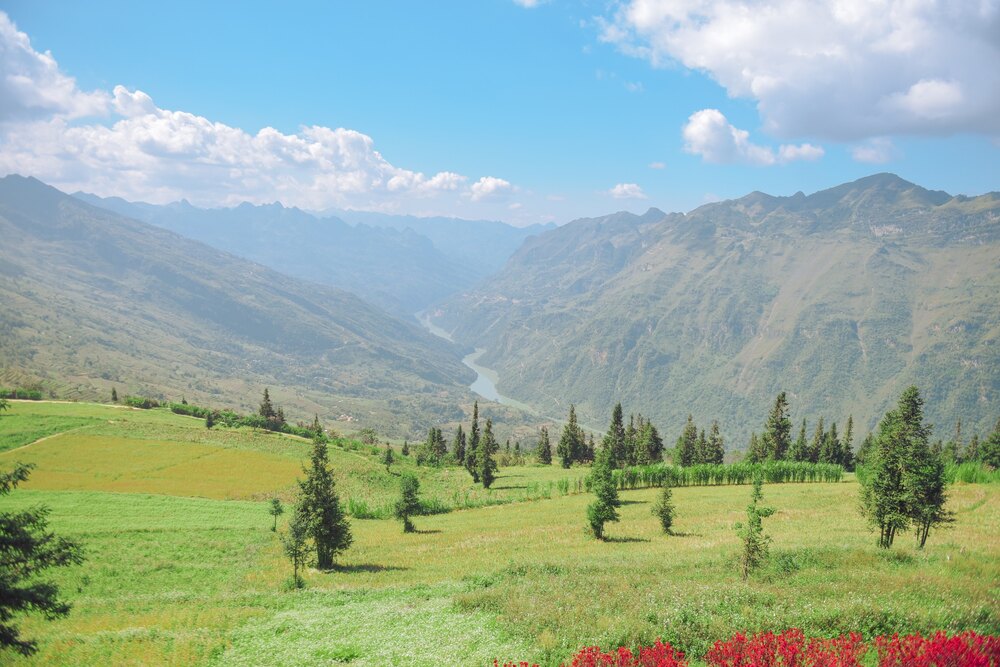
[1, 0, 997, 224]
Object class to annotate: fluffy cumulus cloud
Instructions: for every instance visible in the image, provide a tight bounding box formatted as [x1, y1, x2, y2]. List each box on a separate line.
[600, 0, 1000, 141]
[851, 137, 898, 164]
[683, 109, 823, 165]
[608, 183, 648, 199]
[0, 12, 509, 213]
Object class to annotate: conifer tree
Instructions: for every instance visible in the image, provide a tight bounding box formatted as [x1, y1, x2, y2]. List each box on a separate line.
[401, 440, 410, 457]
[268, 497, 284, 531]
[905, 427, 951, 549]
[586, 433, 596, 462]
[452, 425, 466, 465]
[557, 404, 584, 468]
[651, 482, 676, 535]
[259, 388, 275, 420]
[675, 415, 698, 466]
[536, 426, 552, 465]
[298, 440, 352, 569]
[111, 387, 118, 403]
[586, 448, 620, 540]
[735, 475, 775, 580]
[697, 428, 708, 465]
[942, 420, 964, 464]
[641, 420, 665, 464]
[855, 432, 873, 467]
[980, 419, 1000, 468]
[467, 402, 481, 481]
[789, 418, 809, 461]
[625, 415, 639, 466]
[601, 402, 627, 468]
[707, 421, 725, 464]
[205, 411, 215, 429]
[809, 417, 825, 463]
[745, 432, 767, 464]
[394, 473, 421, 533]
[382, 444, 395, 472]
[763, 392, 792, 460]
[280, 499, 310, 588]
[842, 416, 855, 470]
[478, 418, 499, 489]
[819, 422, 842, 464]
[0, 463, 84, 655]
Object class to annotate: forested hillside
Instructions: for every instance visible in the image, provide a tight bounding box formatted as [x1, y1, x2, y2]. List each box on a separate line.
[432, 174, 1000, 445]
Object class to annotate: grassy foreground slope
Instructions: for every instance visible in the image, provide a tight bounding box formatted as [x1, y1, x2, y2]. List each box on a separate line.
[0, 401, 997, 666]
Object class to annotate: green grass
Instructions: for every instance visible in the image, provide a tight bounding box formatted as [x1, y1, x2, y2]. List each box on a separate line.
[0, 401, 997, 665]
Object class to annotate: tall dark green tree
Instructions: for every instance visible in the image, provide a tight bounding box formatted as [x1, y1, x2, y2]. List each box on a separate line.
[557, 404, 584, 468]
[707, 421, 725, 464]
[452, 425, 466, 465]
[586, 448, 620, 540]
[842, 416, 855, 470]
[762, 392, 792, 460]
[675, 415, 698, 467]
[809, 417, 825, 463]
[601, 402, 627, 468]
[637, 420, 664, 465]
[467, 402, 481, 482]
[905, 427, 951, 549]
[696, 428, 709, 464]
[110, 387, 118, 403]
[394, 473, 421, 533]
[819, 422, 842, 465]
[536, 426, 552, 465]
[259, 387, 275, 420]
[1, 463, 84, 655]
[789, 418, 809, 461]
[478, 418, 499, 489]
[298, 440, 352, 569]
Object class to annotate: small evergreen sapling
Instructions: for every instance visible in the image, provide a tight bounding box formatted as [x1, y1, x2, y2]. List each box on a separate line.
[652, 482, 676, 534]
[268, 497, 284, 531]
[536, 426, 552, 465]
[586, 448, 620, 539]
[478, 418, 499, 489]
[382, 444, 395, 472]
[111, 387, 118, 403]
[394, 473, 421, 533]
[280, 500, 310, 589]
[735, 475, 775, 580]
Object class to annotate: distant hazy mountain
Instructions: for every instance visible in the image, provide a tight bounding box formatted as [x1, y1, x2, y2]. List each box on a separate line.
[431, 174, 1000, 446]
[2, 175, 474, 436]
[328, 209, 555, 277]
[74, 194, 550, 316]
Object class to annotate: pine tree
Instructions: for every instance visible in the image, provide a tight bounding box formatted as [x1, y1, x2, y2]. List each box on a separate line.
[696, 428, 708, 465]
[311, 414, 323, 439]
[651, 483, 676, 534]
[280, 499, 310, 589]
[478, 418, 499, 489]
[980, 419, 1000, 468]
[586, 434, 596, 462]
[557, 404, 584, 468]
[788, 418, 808, 461]
[675, 415, 698, 466]
[452, 425, 466, 465]
[401, 440, 410, 457]
[905, 427, 952, 549]
[268, 497, 284, 531]
[735, 475, 775, 580]
[259, 388, 275, 420]
[382, 444, 395, 472]
[586, 448, 620, 540]
[111, 387, 118, 403]
[601, 402, 627, 468]
[763, 392, 792, 460]
[942, 420, 964, 464]
[965, 433, 980, 463]
[819, 422, 841, 464]
[394, 473, 421, 533]
[0, 463, 85, 655]
[639, 420, 665, 464]
[467, 402, 481, 482]
[746, 432, 768, 464]
[205, 411, 215, 429]
[298, 440, 352, 569]
[536, 426, 552, 465]
[625, 414, 639, 467]
[856, 432, 873, 467]
[842, 416, 855, 470]
[809, 417, 825, 463]
[707, 421, 725, 464]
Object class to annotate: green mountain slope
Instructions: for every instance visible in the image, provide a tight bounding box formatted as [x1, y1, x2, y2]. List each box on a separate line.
[0, 175, 474, 436]
[432, 174, 1000, 445]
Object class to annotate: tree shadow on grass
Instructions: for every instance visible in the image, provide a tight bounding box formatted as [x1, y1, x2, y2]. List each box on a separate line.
[492, 484, 528, 490]
[604, 535, 651, 544]
[330, 563, 409, 574]
[618, 499, 648, 505]
[667, 531, 701, 538]
[412, 528, 442, 535]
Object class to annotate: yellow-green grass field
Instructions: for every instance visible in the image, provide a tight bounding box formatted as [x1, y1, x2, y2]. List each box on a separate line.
[0, 400, 997, 666]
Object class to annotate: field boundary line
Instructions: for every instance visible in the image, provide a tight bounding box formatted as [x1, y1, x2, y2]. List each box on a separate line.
[3, 422, 104, 455]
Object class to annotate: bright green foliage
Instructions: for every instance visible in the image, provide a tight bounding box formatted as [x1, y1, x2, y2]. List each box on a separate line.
[452, 425, 466, 465]
[401, 440, 409, 457]
[417, 428, 448, 466]
[268, 497, 284, 531]
[298, 440, 352, 569]
[280, 499, 310, 588]
[762, 392, 792, 460]
[745, 432, 768, 464]
[675, 415, 698, 466]
[706, 421, 725, 464]
[0, 463, 84, 655]
[651, 483, 676, 534]
[979, 419, 1000, 468]
[789, 419, 809, 461]
[382, 444, 395, 473]
[637, 420, 665, 465]
[394, 473, 421, 533]
[586, 448, 620, 540]
[557, 404, 585, 468]
[478, 418, 499, 489]
[904, 416, 952, 549]
[466, 402, 481, 482]
[536, 426, 552, 465]
[601, 402, 627, 468]
[735, 475, 775, 580]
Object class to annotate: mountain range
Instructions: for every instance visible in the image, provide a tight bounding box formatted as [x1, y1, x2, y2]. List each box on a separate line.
[0, 175, 476, 436]
[430, 173, 1000, 445]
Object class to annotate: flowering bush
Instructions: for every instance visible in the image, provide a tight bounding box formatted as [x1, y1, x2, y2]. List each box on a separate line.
[567, 640, 688, 667]
[704, 628, 867, 666]
[875, 631, 1000, 667]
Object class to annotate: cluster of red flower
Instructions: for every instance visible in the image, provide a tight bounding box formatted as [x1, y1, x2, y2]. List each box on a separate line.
[496, 629, 1000, 667]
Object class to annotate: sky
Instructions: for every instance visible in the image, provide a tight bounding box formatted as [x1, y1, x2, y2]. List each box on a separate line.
[0, 0, 997, 225]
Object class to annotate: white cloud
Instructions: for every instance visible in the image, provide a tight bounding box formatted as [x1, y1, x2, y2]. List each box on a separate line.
[470, 176, 514, 201]
[0, 11, 513, 214]
[682, 108, 824, 166]
[624, 81, 644, 93]
[851, 137, 898, 164]
[608, 183, 648, 199]
[599, 0, 1000, 140]
[513, 0, 546, 7]
[648, 161, 666, 169]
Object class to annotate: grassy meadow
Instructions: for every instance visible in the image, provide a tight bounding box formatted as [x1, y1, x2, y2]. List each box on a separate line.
[0, 400, 997, 665]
